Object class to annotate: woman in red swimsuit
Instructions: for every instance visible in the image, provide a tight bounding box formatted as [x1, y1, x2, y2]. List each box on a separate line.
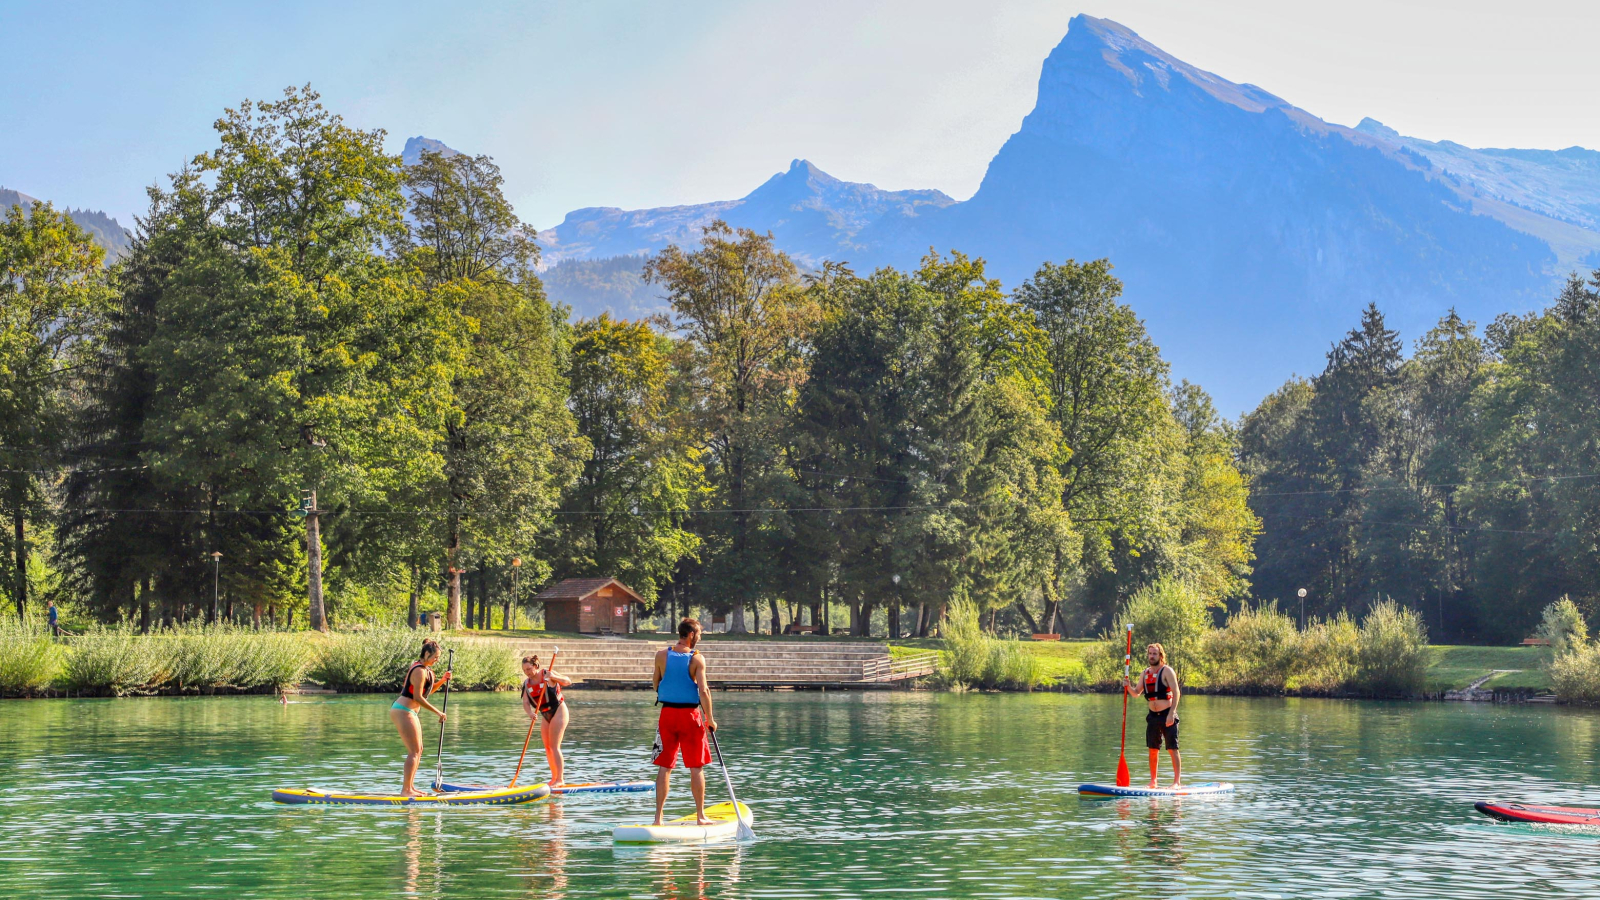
[521, 654, 573, 788]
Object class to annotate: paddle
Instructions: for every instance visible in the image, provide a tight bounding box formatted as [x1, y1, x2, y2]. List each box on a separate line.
[510, 645, 559, 788]
[709, 729, 755, 840]
[1116, 623, 1133, 788]
[431, 648, 454, 791]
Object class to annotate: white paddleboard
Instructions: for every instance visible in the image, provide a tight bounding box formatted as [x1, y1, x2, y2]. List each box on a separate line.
[612, 801, 752, 843]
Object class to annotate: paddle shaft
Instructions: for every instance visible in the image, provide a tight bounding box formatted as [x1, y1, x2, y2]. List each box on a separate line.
[1117, 624, 1133, 787]
[709, 729, 754, 839]
[510, 648, 558, 787]
[432, 649, 453, 790]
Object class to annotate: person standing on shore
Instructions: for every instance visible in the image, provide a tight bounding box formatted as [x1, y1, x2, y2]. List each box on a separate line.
[1125, 642, 1181, 789]
[650, 618, 717, 826]
[47, 600, 60, 638]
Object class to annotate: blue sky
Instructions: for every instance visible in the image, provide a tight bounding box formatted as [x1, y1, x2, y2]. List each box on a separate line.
[3, 0, 1595, 229]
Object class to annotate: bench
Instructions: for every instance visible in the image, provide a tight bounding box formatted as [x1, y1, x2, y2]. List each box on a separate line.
[1520, 637, 1551, 646]
[783, 624, 819, 635]
[1030, 633, 1062, 642]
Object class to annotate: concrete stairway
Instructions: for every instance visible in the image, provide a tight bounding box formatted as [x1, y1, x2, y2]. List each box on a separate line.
[509, 638, 916, 686]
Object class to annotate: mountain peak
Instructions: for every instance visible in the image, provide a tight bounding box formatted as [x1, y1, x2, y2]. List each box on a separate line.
[1355, 118, 1401, 139]
[402, 136, 461, 167]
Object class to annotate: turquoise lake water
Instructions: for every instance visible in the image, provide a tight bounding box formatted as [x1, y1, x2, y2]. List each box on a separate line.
[4, 691, 1600, 898]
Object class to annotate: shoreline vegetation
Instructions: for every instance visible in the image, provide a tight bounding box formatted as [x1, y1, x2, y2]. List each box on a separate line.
[0, 622, 519, 698]
[0, 605, 1570, 702]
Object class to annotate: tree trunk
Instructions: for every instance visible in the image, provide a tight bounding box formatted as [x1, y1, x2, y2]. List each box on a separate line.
[1040, 599, 1060, 635]
[445, 516, 462, 628]
[252, 602, 262, 630]
[1015, 601, 1040, 634]
[769, 598, 782, 636]
[306, 495, 326, 632]
[138, 579, 151, 634]
[810, 602, 823, 632]
[985, 607, 998, 632]
[13, 498, 26, 622]
[407, 563, 421, 629]
[730, 602, 748, 634]
[888, 602, 900, 639]
[465, 568, 475, 629]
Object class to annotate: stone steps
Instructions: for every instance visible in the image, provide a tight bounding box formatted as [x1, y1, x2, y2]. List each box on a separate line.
[497, 639, 901, 685]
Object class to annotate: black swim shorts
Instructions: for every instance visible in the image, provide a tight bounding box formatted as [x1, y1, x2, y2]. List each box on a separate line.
[1145, 710, 1179, 750]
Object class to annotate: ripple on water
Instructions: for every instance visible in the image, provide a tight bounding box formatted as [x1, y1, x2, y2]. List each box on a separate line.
[5, 692, 1600, 897]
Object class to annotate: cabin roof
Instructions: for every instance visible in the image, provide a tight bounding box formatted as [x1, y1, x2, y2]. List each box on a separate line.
[532, 577, 645, 604]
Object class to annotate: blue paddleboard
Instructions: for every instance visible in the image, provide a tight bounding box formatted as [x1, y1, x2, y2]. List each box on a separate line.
[1078, 781, 1234, 798]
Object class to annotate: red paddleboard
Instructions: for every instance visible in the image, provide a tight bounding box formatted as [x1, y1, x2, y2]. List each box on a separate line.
[1475, 801, 1600, 825]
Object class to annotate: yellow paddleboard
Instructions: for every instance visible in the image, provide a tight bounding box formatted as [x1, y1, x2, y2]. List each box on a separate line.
[612, 801, 752, 843]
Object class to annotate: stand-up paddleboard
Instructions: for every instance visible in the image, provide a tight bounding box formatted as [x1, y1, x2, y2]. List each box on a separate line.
[1475, 801, 1600, 825]
[613, 801, 752, 843]
[272, 783, 550, 807]
[439, 780, 653, 796]
[1079, 782, 1234, 798]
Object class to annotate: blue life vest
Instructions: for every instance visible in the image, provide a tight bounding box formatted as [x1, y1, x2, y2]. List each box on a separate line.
[657, 648, 700, 707]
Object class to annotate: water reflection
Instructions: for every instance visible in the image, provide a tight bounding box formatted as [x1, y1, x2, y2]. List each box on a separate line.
[6, 692, 1600, 899]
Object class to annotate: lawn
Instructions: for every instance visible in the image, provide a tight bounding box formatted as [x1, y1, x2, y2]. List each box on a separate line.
[1424, 644, 1550, 692]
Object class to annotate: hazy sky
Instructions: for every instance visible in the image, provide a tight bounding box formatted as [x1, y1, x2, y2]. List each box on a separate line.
[3, 0, 1596, 228]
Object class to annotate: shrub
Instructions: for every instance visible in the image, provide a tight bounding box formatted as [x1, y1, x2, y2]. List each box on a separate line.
[1204, 602, 1299, 693]
[310, 629, 518, 692]
[938, 599, 1042, 690]
[1290, 613, 1359, 694]
[62, 627, 168, 696]
[1538, 596, 1589, 657]
[167, 625, 314, 692]
[1353, 601, 1428, 696]
[1551, 642, 1600, 703]
[310, 629, 419, 691]
[1092, 577, 1212, 684]
[0, 619, 62, 696]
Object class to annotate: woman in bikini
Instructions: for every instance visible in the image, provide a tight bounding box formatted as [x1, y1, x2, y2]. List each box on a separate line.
[521, 654, 573, 788]
[391, 640, 451, 796]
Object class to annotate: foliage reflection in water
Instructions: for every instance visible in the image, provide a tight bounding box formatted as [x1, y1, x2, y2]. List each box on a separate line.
[5, 692, 1600, 898]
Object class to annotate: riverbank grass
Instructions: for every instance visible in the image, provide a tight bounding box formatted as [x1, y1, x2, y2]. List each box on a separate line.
[1424, 645, 1550, 692]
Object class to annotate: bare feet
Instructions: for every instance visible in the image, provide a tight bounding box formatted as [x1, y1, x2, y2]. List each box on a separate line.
[1171, 781, 1183, 789]
[400, 788, 425, 797]
[696, 816, 715, 826]
[1147, 781, 1158, 789]
[651, 816, 664, 826]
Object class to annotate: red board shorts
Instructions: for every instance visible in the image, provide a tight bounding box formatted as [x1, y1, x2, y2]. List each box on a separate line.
[653, 706, 710, 770]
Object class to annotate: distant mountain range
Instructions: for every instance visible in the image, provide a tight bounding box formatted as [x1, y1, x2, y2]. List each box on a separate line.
[531, 15, 1600, 412]
[1, 187, 133, 260]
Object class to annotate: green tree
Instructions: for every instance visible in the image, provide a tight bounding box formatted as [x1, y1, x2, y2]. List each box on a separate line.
[141, 87, 459, 631]
[1012, 259, 1177, 633]
[0, 203, 112, 620]
[645, 222, 818, 633]
[793, 254, 1069, 636]
[555, 314, 703, 603]
[397, 149, 582, 627]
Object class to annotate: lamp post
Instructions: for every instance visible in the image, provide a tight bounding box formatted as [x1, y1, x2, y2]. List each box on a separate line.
[511, 557, 522, 631]
[1297, 588, 1307, 631]
[891, 574, 901, 639]
[211, 551, 223, 624]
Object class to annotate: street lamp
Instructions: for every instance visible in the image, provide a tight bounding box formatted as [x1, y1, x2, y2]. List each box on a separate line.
[511, 557, 522, 631]
[1297, 588, 1307, 631]
[891, 574, 901, 639]
[211, 551, 223, 623]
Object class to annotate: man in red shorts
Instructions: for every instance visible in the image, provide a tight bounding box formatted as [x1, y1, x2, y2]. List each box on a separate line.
[651, 617, 718, 825]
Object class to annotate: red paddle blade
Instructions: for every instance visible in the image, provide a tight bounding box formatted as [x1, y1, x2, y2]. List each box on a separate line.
[1116, 755, 1131, 787]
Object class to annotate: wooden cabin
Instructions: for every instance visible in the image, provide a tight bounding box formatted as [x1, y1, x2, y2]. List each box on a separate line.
[535, 577, 645, 634]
